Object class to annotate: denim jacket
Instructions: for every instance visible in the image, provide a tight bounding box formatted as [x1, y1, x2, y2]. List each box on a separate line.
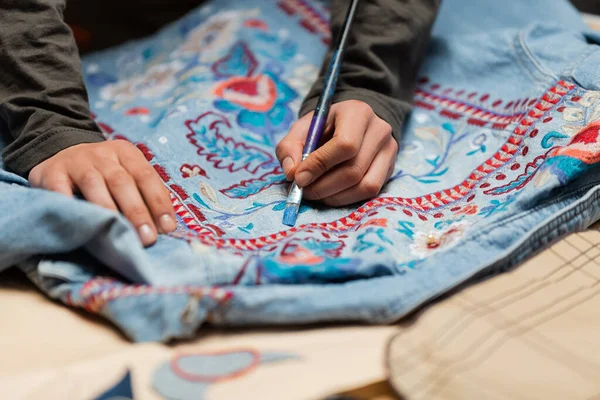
[2, 0, 600, 341]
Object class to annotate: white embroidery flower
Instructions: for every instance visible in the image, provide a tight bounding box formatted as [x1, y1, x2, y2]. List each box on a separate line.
[562, 107, 584, 122]
[174, 11, 250, 61]
[100, 60, 185, 102]
[578, 91, 600, 107]
[409, 221, 470, 259]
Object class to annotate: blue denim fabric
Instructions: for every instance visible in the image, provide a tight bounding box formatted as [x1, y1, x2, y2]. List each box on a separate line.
[3, 0, 600, 342]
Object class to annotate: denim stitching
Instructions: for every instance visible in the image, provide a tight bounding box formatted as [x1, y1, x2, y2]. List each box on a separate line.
[518, 26, 559, 81]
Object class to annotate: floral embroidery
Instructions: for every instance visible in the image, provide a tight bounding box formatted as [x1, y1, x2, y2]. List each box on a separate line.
[354, 228, 393, 253]
[262, 239, 361, 283]
[175, 11, 250, 61]
[185, 112, 276, 174]
[180, 164, 209, 179]
[212, 41, 259, 78]
[410, 221, 470, 258]
[214, 74, 277, 112]
[99, 60, 185, 103]
[455, 204, 478, 215]
[89, 78, 590, 264]
[214, 69, 298, 145]
[79, 0, 600, 311]
[551, 121, 600, 164]
[478, 195, 516, 218]
[34, 0, 600, 344]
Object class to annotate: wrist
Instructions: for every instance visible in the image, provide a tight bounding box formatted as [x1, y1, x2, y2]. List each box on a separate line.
[4, 127, 105, 178]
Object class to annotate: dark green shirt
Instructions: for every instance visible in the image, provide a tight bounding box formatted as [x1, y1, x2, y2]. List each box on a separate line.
[0, 0, 440, 177]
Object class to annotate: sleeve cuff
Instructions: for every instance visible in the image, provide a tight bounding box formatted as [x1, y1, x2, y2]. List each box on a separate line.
[299, 89, 406, 143]
[3, 127, 106, 177]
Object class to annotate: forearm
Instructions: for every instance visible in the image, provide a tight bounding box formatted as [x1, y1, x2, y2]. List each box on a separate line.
[299, 0, 441, 140]
[0, 0, 104, 177]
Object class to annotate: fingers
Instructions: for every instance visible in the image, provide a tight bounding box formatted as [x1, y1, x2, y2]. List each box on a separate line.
[276, 113, 312, 180]
[294, 102, 371, 188]
[74, 168, 119, 212]
[101, 164, 158, 246]
[27, 141, 178, 248]
[119, 150, 177, 235]
[30, 169, 75, 198]
[303, 117, 392, 200]
[322, 136, 398, 207]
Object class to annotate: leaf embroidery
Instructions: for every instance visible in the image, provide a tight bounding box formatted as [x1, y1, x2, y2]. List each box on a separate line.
[186, 112, 275, 174]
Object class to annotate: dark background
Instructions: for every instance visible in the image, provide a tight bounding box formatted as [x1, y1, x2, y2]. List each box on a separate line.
[572, 0, 600, 14]
[65, 0, 600, 54]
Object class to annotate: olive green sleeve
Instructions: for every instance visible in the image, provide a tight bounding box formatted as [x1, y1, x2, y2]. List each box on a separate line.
[0, 0, 105, 177]
[299, 0, 441, 141]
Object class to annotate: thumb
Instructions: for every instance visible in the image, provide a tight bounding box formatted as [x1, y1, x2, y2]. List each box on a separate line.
[276, 112, 312, 180]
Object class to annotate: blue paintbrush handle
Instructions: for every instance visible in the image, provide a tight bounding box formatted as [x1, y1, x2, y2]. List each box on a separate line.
[302, 83, 334, 155]
[301, 0, 359, 156]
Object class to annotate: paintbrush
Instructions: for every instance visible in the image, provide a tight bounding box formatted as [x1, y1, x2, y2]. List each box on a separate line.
[282, 0, 360, 227]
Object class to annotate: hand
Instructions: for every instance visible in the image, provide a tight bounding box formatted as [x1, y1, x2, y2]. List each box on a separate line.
[28, 140, 177, 246]
[276, 100, 398, 206]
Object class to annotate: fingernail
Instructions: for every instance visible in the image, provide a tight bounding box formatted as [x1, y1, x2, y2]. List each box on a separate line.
[296, 171, 313, 187]
[282, 157, 294, 178]
[159, 214, 176, 233]
[138, 224, 156, 245]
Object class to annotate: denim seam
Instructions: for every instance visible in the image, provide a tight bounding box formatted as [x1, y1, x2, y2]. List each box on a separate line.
[561, 46, 600, 90]
[562, 46, 595, 79]
[489, 186, 599, 266]
[511, 33, 544, 86]
[463, 178, 598, 243]
[511, 27, 557, 89]
[468, 185, 600, 287]
[518, 28, 558, 81]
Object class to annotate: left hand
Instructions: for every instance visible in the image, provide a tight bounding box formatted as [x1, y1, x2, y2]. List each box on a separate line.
[275, 100, 398, 206]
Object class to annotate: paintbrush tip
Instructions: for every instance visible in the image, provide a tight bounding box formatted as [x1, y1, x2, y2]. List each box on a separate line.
[282, 204, 299, 227]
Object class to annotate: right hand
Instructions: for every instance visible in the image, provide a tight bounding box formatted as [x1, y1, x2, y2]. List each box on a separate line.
[275, 100, 397, 206]
[28, 140, 177, 247]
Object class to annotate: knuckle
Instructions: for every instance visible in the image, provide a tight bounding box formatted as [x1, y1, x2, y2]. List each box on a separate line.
[106, 170, 132, 187]
[389, 138, 399, 153]
[377, 119, 393, 136]
[337, 135, 360, 156]
[350, 100, 372, 116]
[345, 164, 364, 185]
[45, 177, 65, 191]
[28, 169, 44, 186]
[112, 138, 131, 147]
[134, 167, 156, 181]
[94, 149, 118, 164]
[79, 169, 101, 187]
[361, 179, 382, 198]
[111, 139, 133, 153]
